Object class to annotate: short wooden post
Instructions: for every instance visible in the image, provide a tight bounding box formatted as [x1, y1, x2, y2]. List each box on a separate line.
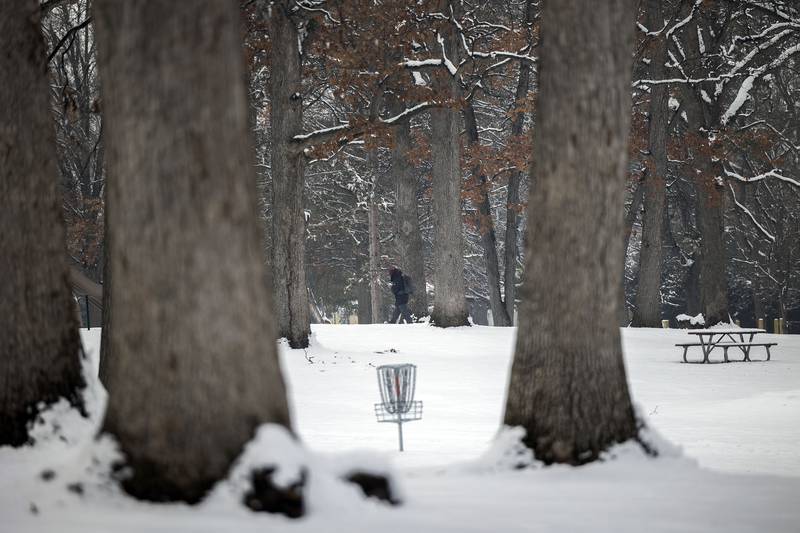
[661, 319, 669, 329]
[779, 318, 785, 335]
[773, 318, 780, 335]
[757, 318, 765, 330]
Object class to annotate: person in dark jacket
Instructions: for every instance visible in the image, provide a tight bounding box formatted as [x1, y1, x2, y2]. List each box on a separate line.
[388, 266, 413, 324]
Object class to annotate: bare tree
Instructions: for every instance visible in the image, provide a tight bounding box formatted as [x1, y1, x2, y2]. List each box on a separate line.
[390, 99, 429, 319]
[0, 0, 85, 447]
[267, 0, 312, 347]
[504, 0, 638, 463]
[94, 0, 290, 502]
[631, 0, 670, 327]
[429, 0, 469, 327]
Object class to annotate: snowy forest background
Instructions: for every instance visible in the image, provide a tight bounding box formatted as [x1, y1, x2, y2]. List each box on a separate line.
[49, 0, 799, 332]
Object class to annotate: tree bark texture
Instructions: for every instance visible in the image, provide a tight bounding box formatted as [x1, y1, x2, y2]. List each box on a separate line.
[503, 0, 638, 464]
[632, 0, 669, 327]
[391, 111, 428, 318]
[463, 103, 512, 326]
[94, 0, 291, 502]
[694, 172, 729, 325]
[99, 192, 112, 385]
[429, 0, 469, 327]
[269, 0, 310, 347]
[619, 175, 644, 325]
[356, 278, 372, 324]
[504, 7, 534, 321]
[0, 0, 85, 447]
[368, 196, 382, 322]
[681, 15, 729, 326]
[680, 113, 728, 325]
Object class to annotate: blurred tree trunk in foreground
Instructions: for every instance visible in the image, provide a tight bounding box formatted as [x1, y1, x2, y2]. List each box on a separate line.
[94, 0, 290, 502]
[0, 0, 85, 447]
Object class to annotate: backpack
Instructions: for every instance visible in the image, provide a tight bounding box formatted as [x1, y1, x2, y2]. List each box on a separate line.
[402, 274, 414, 295]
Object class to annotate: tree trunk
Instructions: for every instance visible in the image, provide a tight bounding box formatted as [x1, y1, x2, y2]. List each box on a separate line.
[632, 0, 669, 327]
[695, 175, 729, 325]
[268, 0, 311, 347]
[620, 174, 645, 325]
[0, 0, 85, 447]
[684, 106, 728, 325]
[503, 0, 638, 464]
[356, 277, 372, 324]
[680, 14, 729, 327]
[98, 209, 112, 385]
[504, 168, 522, 322]
[463, 104, 512, 326]
[94, 0, 291, 502]
[392, 120, 428, 319]
[368, 196, 383, 323]
[430, 0, 469, 328]
[503, 0, 536, 322]
[685, 256, 702, 316]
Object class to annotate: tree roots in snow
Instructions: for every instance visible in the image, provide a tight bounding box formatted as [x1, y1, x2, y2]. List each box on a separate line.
[243, 467, 306, 518]
[345, 471, 400, 505]
[242, 467, 400, 517]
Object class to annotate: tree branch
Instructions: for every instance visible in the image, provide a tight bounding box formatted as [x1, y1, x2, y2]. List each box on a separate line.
[292, 101, 437, 152]
[47, 17, 92, 64]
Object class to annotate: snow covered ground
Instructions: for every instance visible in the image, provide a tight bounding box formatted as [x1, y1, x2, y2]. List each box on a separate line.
[1, 325, 799, 532]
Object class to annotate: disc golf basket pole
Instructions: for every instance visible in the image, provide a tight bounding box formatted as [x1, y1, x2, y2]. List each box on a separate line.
[374, 364, 423, 451]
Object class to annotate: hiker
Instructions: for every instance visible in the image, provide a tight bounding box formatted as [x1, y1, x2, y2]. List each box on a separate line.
[388, 266, 413, 324]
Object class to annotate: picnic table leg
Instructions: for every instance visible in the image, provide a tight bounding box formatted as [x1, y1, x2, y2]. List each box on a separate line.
[744, 333, 755, 362]
[731, 333, 753, 362]
[700, 334, 711, 364]
[766, 345, 771, 361]
[682, 346, 689, 363]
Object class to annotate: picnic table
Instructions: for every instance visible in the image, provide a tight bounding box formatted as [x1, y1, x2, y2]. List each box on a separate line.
[676, 328, 776, 364]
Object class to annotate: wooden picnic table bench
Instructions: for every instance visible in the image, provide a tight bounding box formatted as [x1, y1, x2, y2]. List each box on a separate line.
[676, 328, 777, 363]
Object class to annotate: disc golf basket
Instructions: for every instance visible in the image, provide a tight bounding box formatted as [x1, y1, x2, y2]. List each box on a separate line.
[374, 364, 423, 451]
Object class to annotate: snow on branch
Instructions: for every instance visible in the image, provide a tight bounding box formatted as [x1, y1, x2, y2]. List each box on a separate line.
[436, 33, 459, 76]
[294, 0, 340, 24]
[665, 0, 702, 39]
[721, 44, 800, 124]
[402, 58, 444, 69]
[467, 50, 536, 63]
[292, 102, 435, 149]
[637, 21, 668, 36]
[718, 29, 794, 96]
[381, 102, 432, 124]
[293, 123, 350, 142]
[728, 183, 776, 243]
[633, 75, 733, 87]
[724, 168, 800, 188]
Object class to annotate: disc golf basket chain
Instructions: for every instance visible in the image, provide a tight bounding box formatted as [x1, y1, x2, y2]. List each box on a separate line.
[374, 364, 423, 451]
